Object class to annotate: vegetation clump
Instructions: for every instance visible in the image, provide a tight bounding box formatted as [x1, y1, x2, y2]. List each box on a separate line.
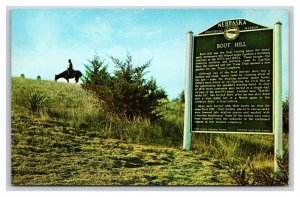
[81, 54, 167, 120]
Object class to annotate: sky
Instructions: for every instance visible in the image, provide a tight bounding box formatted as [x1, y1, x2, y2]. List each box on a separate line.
[11, 8, 289, 99]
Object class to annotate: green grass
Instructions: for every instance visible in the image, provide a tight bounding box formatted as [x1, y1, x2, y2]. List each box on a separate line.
[11, 113, 233, 185]
[11, 77, 184, 147]
[11, 77, 288, 186]
[12, 77, 101, 129]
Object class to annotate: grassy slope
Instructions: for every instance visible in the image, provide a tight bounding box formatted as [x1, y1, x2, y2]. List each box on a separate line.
[11, 78, 234, 186]
[12, 114, 233, 186]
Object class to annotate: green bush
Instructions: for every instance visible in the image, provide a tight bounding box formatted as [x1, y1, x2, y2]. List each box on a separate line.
[82, 54, 167, 120]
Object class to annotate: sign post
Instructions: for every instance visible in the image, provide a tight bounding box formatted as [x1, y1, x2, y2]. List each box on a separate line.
[274, 22, 283, 172]
[183, 31, 193, 150]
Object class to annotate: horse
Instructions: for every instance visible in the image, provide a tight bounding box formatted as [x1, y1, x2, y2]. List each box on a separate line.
[55, 70, 82, 83]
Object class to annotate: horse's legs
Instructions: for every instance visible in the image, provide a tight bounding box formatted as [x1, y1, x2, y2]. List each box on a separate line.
[66, 78, 69, 83]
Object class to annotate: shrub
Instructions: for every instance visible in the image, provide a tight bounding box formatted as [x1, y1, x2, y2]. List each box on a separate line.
[82, 54, 167, 120]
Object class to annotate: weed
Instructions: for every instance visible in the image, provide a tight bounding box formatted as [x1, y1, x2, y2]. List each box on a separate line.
[248, 152, 289, 185]
[23, 90, 48, 112]
[225, 152, 289, 186]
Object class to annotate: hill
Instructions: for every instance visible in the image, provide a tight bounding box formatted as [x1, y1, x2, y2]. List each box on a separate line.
[12, 114, 233, 185]
[11, 77, 234, 185]
[11, 77, 288, 186]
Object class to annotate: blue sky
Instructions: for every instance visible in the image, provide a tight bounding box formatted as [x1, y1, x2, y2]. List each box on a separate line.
[11, 8, 289, 99]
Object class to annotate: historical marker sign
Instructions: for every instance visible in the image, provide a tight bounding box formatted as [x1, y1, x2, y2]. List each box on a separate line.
[191, 19, 273, 133]
[183, 19, 283, 171]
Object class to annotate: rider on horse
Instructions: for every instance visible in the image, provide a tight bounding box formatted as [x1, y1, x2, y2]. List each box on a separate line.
[68, 59, 74, 74]
[55, 59, 82, 83]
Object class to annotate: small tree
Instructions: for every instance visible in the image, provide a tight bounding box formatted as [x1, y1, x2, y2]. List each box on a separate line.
[81, 55, 111, 86]
[81, 55, 113, 106]
[179, 90, 185, 103]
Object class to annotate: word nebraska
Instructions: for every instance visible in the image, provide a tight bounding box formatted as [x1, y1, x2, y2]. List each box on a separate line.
[217, 19, 247, 28]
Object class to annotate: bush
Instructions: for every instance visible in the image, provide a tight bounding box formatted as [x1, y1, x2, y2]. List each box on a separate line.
[82, 54, 167, 120]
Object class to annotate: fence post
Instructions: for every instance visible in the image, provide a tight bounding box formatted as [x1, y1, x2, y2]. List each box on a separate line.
[183, 31, 193, 150]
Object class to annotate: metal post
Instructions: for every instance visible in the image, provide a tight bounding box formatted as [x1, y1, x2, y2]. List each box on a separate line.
[274, 22, 283, 172]
[183, 31, 193, 150]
